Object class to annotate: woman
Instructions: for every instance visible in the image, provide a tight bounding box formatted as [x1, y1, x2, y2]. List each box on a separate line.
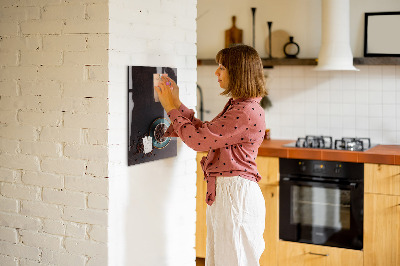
[155, 45, 267, 266]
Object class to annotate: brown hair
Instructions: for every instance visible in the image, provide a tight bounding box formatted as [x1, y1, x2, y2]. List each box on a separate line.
[215, 45, 267, 99]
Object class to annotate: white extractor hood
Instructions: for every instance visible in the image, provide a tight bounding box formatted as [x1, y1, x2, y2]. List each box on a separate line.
[314, 0, 359, 71]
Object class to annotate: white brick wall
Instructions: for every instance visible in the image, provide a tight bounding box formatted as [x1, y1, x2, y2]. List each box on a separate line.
[0, 1, 109, 265]
[108, 0, 197, 265]
[1, 0, 198, 265]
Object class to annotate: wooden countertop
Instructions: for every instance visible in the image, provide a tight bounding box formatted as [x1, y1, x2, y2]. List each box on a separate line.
[258, 139, 400, 165]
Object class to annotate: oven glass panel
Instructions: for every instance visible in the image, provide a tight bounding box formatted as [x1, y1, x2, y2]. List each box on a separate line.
[291, 185, 351, 230]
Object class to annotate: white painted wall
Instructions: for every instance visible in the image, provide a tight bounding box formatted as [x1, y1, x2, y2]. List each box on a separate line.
[108, 0, 198, 265]
[197, 0, 400, 145]
[0, 1, 109, 265]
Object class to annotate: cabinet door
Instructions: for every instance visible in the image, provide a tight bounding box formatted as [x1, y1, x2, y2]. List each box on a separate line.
[278, 241, 363, 266]
[364, 193, 400, 266]
[256, 156, 279, 186]
[365, 163, 400, 196]
[196, 152, 208, 258]
[259, 185, 279, 266]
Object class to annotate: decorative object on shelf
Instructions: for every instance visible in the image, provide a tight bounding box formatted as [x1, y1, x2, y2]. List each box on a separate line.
[267, 21, 273, 58]
[283, 36, 300, 58]
[264, 129, 270, 140]
[225, 16, 243, 48]
[251, 7, 256, 48]
[364, 11, 400, 57]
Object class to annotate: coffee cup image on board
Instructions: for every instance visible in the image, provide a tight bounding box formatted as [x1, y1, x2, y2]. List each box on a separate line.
[128, 66, 177, 166]
[149, 117, 171, 149]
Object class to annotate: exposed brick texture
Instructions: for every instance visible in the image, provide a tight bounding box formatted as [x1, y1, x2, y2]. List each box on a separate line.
[0, 0, 109, 264]
[1, 0, 197, 265]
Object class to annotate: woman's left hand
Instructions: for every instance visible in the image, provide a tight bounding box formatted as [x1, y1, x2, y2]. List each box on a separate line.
[155, 79, 177, 113]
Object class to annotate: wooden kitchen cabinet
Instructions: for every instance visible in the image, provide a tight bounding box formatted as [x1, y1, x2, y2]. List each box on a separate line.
[364, 163, 400, 266]
[278, 241, 363, 266]
[364, 193, 400, 266]
[196, 152, 208, 258]
[364, 163, 400, 196]
[256, 156, 279, 186]
[259, 184, 279, 266]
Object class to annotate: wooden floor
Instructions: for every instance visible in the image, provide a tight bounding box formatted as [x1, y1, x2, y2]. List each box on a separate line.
[196, 257, 205, 266]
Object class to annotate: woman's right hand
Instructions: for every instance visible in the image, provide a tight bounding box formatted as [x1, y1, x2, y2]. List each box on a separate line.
[163, 76, 181, 108]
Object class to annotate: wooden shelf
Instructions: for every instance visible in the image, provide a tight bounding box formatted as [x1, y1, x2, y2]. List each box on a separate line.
[262, 58, 317, 67]
[197, 58, 317, 67]
[353, 57, 400, 65]
[197, 57, 400, 68]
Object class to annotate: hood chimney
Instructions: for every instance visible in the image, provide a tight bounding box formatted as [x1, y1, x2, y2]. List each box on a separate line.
[314, 0, 359, 71]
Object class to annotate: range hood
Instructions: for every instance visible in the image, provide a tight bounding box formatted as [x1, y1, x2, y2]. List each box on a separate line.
[314, 0, 359, 71]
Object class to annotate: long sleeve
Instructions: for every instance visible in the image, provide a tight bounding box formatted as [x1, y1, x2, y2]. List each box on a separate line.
[167, 105, 254, 152]
[164, 103, 204, 137]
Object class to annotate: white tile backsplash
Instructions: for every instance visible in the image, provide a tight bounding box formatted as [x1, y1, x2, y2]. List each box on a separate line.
[355, 104, 369, 117]
[197, 65, 400, 144]
[342, 90, 355, 104]
[383, 104, 396, 118]
[342, 103, 356, 116]
[355, 90, 369, 104]
[383, 117, 397, 131]
[369, 104, 383, 118]
[383, 91, 396, 104]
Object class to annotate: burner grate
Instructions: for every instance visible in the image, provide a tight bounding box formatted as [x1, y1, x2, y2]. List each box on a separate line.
[295, 135, 333, 149]
[334, 137, 371, 151]
[291, 136, 372, 151]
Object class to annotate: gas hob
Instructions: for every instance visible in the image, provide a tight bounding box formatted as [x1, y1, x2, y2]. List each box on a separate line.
[283, 135, 376, 152]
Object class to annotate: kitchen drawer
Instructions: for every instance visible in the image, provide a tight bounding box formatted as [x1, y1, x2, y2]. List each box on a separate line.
[278, 241, 363, 266]
[365, 163, 400, 196]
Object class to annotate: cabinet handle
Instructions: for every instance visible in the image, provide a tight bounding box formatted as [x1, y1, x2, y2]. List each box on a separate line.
[309, 252, 329, 257]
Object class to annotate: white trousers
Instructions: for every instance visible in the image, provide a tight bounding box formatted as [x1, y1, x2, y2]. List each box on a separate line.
[205, 176, 266, 266]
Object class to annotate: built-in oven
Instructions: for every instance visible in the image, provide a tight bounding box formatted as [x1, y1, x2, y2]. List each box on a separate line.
[279, 158, 364, 250]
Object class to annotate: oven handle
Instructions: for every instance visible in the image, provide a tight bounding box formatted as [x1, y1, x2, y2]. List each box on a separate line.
[281, 177, 358, 188]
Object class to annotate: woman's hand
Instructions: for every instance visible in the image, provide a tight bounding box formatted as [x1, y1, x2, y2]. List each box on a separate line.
[155, 79, 177, 113]
[163, 76, 181, 108]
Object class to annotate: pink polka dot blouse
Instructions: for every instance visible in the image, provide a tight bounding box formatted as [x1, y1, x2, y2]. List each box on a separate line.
[165, 97, 266, 206]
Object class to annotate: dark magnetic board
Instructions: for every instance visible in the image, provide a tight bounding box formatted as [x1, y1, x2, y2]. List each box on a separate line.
[128, 66, 177, 166]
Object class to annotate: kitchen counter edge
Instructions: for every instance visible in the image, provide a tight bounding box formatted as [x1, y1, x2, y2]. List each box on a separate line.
[258, 139, 400, 165]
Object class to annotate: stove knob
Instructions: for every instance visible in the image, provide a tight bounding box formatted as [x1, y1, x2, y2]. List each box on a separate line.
[334, 164, 342, 174]
[298, 162, 306, 171]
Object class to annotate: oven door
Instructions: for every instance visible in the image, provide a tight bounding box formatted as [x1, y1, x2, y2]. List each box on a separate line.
[279, 177, 363, 250]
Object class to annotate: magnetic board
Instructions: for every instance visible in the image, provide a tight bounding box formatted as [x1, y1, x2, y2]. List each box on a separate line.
[128, 66, 178, 166]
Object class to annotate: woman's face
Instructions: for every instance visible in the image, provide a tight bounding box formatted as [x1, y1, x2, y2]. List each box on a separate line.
[215, 64, 229, 89]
